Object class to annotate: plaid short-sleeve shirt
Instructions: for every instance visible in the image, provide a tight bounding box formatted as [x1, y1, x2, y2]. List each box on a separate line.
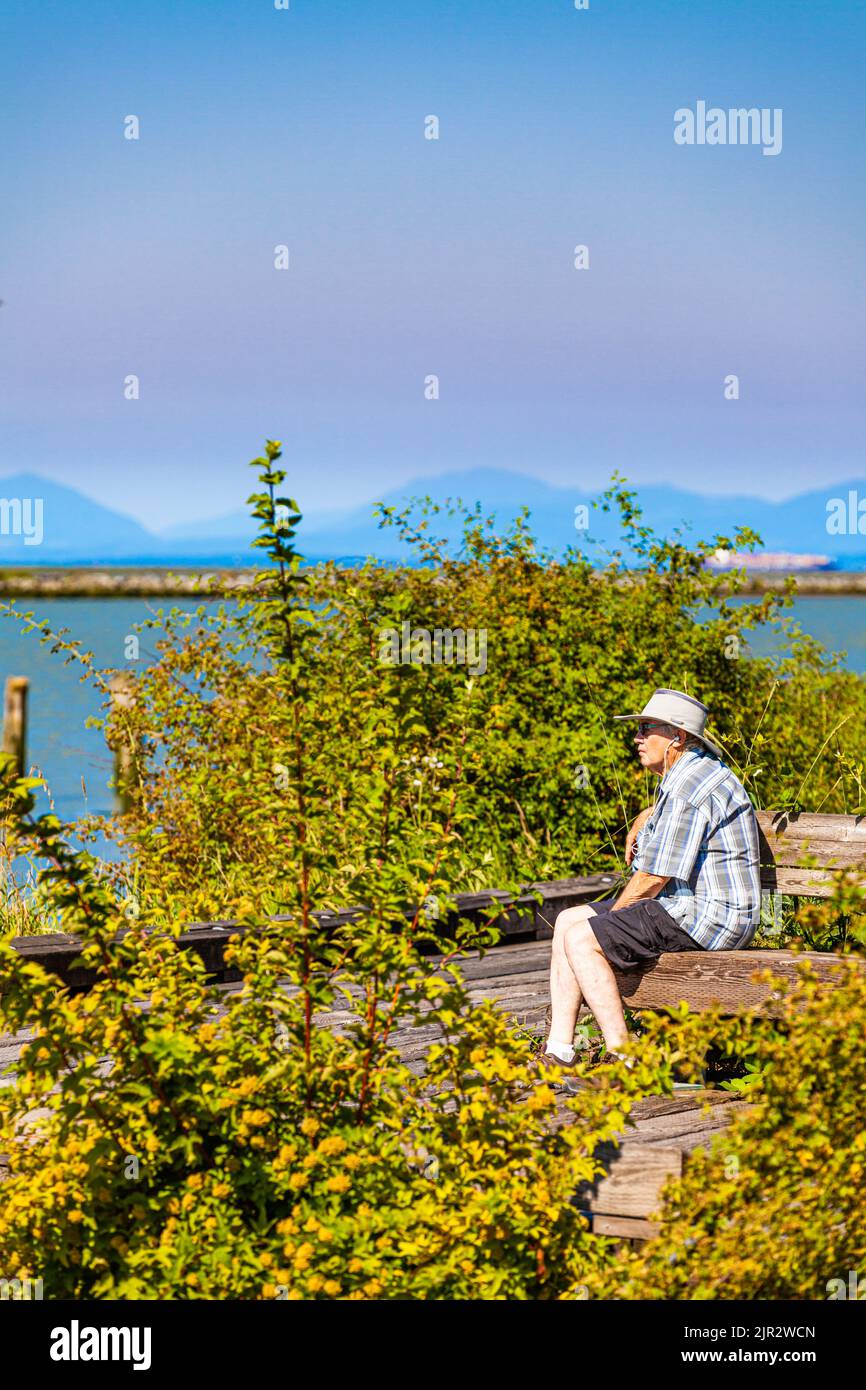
[632, 748, 761, 949]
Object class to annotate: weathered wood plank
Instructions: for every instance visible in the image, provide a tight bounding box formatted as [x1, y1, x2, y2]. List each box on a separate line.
[757, 810, 866, 847]
[626, 1091, 737, 1123]
[615, 947, 864, 1013]
[762, 866, 848, 897]
[626, 1099, 753, 1146]
[450, 952, 552, 982]
[575, 1143, 683, 1218]
[592, 1214, 661, 1240]
[757, 810, 866, 896]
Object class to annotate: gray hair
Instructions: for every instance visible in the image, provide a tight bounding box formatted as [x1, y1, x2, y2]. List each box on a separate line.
[659, 723, 703, 751]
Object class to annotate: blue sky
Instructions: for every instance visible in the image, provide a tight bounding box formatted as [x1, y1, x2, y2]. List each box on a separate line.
[1, 0, 864, 529]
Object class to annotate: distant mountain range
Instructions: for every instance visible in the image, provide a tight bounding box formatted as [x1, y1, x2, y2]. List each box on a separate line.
[2, 468, 866, 568]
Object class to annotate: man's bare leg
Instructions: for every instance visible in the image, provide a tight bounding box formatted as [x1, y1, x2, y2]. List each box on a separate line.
[561, 917, 629, 1053]
[546, 903, 598, 1058]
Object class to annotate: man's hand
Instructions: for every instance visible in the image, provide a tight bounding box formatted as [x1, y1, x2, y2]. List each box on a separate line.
[625, 806, 653, 866]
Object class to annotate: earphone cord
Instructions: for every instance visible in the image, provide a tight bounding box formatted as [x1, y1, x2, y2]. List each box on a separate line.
[660, 736, 680, 784]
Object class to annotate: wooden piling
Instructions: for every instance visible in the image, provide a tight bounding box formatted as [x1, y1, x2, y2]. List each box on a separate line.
[108, 671, 139, 812]
[2, 675, 29, 776]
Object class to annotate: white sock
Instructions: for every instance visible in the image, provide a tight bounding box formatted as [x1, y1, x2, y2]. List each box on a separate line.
[546, 1038, 576, 1064]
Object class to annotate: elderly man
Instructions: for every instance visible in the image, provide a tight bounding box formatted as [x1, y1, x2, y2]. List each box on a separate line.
[540, 688, 761, 1084]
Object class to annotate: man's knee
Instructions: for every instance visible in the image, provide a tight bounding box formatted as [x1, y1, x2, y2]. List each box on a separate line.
[554, 905, 597, 947]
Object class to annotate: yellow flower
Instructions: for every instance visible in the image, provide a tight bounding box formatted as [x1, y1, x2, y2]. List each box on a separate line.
[289, 1173, 308, 1191]
[348, 1258, 364, 1274]
[526, 1085, 554, 1111]
[67, 1210, 84, 1224]
[299, 1116, 320, 1137]
[342, 1154, 361, 1171]
[241, 1109, 270, 1128]
[212, 1182, 230, 1199]
[318, 1136, 346, 1157]
[324, 1280, 341, 1297]
[307, 1274, 324, 1293]
[326, 1174, 351, 1194]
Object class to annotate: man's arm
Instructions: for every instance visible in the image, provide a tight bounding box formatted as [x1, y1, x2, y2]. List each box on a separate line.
[612, 869, 670, 910]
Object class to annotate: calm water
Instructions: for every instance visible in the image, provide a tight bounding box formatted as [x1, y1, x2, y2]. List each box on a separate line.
[0, 599, 215, 832]
[724, 596, 866, 673]
[0, 595, 863, 831]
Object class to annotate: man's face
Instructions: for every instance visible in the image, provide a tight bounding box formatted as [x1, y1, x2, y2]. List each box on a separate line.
[634, 720, 683, 774]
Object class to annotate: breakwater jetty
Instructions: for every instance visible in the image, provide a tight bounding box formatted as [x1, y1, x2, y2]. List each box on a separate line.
[1, 568, 866, 599]
[0, 569, 260, 598]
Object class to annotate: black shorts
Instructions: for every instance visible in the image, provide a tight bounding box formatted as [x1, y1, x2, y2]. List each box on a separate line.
[587, 896, 705, 972]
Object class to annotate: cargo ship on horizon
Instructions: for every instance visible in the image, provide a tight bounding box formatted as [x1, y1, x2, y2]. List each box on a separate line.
[706, 549, 837, 572]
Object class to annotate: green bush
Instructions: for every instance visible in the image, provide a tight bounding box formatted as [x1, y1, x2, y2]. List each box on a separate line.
[600, 954, 866, 1299]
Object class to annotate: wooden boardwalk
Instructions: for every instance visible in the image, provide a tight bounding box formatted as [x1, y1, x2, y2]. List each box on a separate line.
[6, 809, 866, 1238]
[0, 934, 753, 1236]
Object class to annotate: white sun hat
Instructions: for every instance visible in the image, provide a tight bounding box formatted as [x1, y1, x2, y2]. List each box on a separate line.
[612, 687, 724, 760]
